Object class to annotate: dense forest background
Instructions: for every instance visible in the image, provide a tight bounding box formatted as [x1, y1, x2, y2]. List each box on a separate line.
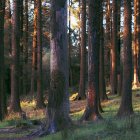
[0, 0, 140, 139]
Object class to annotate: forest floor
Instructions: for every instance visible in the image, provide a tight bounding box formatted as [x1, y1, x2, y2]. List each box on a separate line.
[1, 87, 140, 140]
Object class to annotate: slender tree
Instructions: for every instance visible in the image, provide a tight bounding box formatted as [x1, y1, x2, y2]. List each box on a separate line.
[10, 0, 22, 112]
[24, 0, 29, 94]
[0, 0, 5, 120]
[46, 0, 71, 133]
[105, 0, 111, 86]
[133, 0, 140, 87]
[31, 0, 37, 95]
[78, 0, 86, 100]
[99, 0, 108, 101]
[117, 0, 133, 117]
[117, 0, 122, 95]
[137, 0, 140, 78]
[80, 0, 102, 121]
[36, 0, 45, 108]
[111, 0, 118, 95]
[68, 0, 73, 87]
[19, 0, 24, 95]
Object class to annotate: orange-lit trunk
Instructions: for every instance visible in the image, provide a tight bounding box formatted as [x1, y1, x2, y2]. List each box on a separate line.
[36, 0, 45, 108]
[133, 0, 139, 87]
[81, 0, 102, 121]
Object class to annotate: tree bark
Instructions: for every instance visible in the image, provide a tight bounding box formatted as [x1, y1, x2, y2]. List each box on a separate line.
[117, 0, 122, 96]
[133, 0, 140, 87]
[99, 0, 108, 101]
[78, 0, 86, 100]
[31, 0, 37, 95]
[111, 0, 118, 95]
[47, 0, 71, 133]
[10, 0, 22, 112]
[19, 0, 24, 95]
[117, 0, 133, 117]
[36, 0, 45, 108]
[80, 0, 102, 121]
[24, 0, 29, 94]
[0, 0, 5, 120]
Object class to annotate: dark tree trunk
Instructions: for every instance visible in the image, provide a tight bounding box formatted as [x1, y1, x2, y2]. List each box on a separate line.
[10, 0, 22, 112]
[111, 0, 118, 95]
[0, 0, 5, 120]
[117, 0, 122, 96]
[24, 0, 29, 94]
[117, 0, 133, 117]
[36, 0, 45, 108]
[31, 0, 37, 95]
[68, 0, 73, 87]
[80, 0, 102, 121]
[78, 0, 86, 100]
[99, 0, 108, 101]
[105, 0, 111, 86]
[19, 0, 24, 95]
[47, 0, 71, 133]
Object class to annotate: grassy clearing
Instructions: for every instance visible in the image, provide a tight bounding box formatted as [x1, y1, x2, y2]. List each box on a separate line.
[0, 88, 140, 139]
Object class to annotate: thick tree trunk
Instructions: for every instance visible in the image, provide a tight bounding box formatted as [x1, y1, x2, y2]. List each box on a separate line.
[117, 0, 133, 117]
[31, 0, 37, 95]
[47, 0, 71, 133]
[36, 0, 45, 108]
[0, 0, 5, 120]
[99, 0, 108, 101]
[10, 0, 22, 112]
[111, 0, 118, 95]
[78, 0, 86, 100]
[80, 0, 102, 121]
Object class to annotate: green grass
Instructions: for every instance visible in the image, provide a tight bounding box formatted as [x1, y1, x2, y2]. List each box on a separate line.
[1, 88, 140, 139]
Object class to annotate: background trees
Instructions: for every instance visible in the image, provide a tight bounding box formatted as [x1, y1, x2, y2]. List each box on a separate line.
[0, 0, 139, 137]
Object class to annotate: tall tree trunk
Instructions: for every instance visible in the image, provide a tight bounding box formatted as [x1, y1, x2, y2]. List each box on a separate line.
[0, 0, 5, 120]
[36, 0, 45, 108]
[111, 0, 118, 95]
[133, 0, 140, 87]
[19, 0, 24, 95]
[117, 0, 133, 117]
[99, 0, 108, 101]
[78, 0, 86, 100]
[80, 0, 102, 121]
[117, 0, 122, 96]
[68, 0, 73, 87]
[24, 0, 29, 94]
[31, 0, 37, 95]
[137, 0, 140, 79]
[10, 0, 22, 113]
[105, 0, 111, 86]
[46, 0, 71, 134]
